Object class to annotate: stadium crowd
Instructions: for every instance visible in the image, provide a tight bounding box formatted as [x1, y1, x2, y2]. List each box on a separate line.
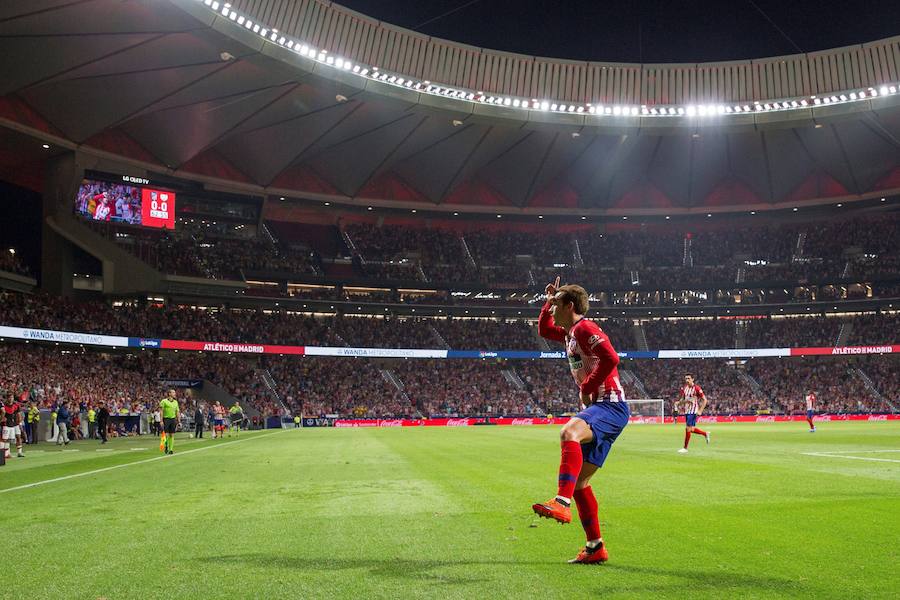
[72, 211, 900, 306]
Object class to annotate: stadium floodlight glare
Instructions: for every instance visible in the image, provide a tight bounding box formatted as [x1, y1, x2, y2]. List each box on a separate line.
[41, 143, 50, 149]
[196, 3, 899, 124]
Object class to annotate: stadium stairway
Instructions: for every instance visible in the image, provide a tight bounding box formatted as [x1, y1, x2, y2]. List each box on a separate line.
[428, 324, 451, 349]
[531, 324, 551, 352]
[633, 322, 649, 352]
[379, 369, 420, 416]
[735, 320, 748, 349]
[736, 367, 784, 412]
[835, 320, 854, 346]
[259, 369, 288, 416]
[852, 368, 896, 412]
[502, 368, 528, 391]
[620, 369, 650, 399]
[459, 235, 478, 270]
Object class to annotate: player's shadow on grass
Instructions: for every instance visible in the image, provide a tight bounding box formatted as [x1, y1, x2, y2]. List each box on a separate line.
[601, 564, 800, 595]
[201, 553, 533, 585]
[202, 554, 798, 593]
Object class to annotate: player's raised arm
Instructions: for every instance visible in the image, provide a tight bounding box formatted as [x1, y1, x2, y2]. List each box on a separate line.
[538, 276, 567, 343]
[574, 322, 620, 400]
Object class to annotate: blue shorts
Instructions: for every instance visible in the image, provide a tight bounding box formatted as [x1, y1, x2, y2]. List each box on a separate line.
[575, 401, 630, 467]
[685, 414, 698, 427]
[806, 410, 814, 419]
[214, 419, 225, 426]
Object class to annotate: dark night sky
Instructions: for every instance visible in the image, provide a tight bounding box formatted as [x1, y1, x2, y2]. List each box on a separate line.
[337, 0, 900, 63]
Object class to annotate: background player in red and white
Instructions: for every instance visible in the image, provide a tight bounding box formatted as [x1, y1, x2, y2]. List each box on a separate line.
[531, 277, 629, 565]
[676, 374, 710, 454]
[804, 390, 817, 432]
[2, 391, 25, 459]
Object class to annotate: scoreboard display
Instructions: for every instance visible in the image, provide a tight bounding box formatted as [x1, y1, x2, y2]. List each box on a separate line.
[74, 175, 176, 229]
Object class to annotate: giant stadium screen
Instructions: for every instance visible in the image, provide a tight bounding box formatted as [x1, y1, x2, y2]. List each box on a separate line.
[74, 175, 176, 229]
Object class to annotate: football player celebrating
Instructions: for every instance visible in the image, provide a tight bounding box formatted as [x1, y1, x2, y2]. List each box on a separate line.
[676, 374, 709, 454]
[531, 277, 628, 565]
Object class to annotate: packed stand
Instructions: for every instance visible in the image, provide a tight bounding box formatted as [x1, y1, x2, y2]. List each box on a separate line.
[747, 357, 891, 413]
[744, 316, 840, 348]
[643, 319, 734, 350]
[391, 359, 539, 417]
[631, 359, 770, 415]
[266, 356, 414, 418]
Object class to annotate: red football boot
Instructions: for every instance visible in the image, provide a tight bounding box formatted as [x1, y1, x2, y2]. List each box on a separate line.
[531, 498, 572, 524]
[568, 543, 609, 564]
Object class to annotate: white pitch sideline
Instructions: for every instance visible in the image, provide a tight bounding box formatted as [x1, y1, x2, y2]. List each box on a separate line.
[0, 429, 287, 495]
[802, 449, 900, 464]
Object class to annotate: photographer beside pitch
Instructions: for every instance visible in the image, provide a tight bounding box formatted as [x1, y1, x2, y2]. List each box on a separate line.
[531, 277, 628, 565]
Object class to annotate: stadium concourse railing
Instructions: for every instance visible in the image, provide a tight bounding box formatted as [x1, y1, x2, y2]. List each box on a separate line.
[0, 323, 897, 360]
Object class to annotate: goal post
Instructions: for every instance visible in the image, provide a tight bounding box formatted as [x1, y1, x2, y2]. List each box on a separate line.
[626, 399, 666, 424]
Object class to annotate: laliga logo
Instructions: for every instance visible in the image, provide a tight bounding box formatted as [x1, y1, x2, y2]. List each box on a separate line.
[479, 351, 498, 358]
[446, 419, 470, 426]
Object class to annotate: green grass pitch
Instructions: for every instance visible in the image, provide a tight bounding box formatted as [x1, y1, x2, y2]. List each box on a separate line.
[1, 422, 898, 599]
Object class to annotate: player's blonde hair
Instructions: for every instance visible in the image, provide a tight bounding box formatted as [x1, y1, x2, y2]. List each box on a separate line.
[557, 284, 589, 315]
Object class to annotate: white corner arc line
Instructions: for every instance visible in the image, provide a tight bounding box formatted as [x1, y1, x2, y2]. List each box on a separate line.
[0, 430, 287, 495]
[802, 452, 900, 463]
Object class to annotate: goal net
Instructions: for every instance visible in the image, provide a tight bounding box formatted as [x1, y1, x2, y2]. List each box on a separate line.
[626, 399, 666, 424]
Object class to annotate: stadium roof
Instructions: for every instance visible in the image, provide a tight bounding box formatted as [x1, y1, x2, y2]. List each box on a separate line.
[0, 0, 898, 216]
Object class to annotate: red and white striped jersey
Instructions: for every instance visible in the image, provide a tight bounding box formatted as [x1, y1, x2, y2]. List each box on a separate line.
[806, 393, 816, 410]
[538, 302, 623, 399]
[678, 384, 705, 414]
